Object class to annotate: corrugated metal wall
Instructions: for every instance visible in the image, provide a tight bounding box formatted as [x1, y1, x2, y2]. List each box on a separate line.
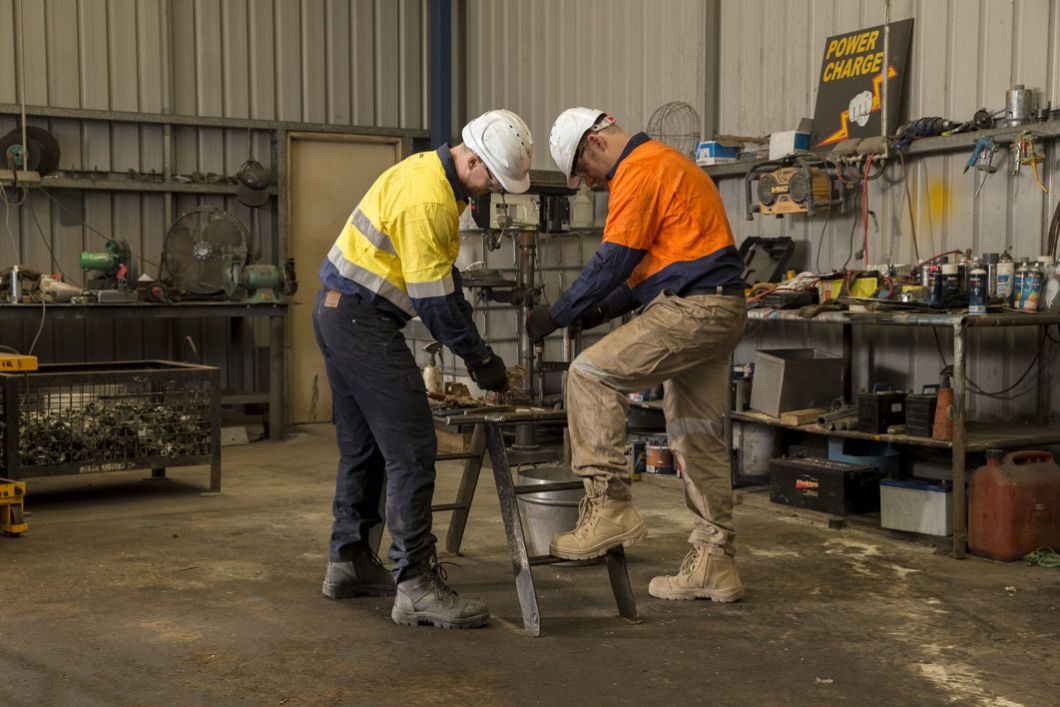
[716, 0, 1060, 423]
[460, 0, 1060, 423]
[449, 0, 713, 389]
[464, 0, 711, 171]
[0, 0, 427, 390]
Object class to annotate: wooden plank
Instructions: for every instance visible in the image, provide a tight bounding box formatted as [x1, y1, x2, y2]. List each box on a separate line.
[779, 407, 829, 426]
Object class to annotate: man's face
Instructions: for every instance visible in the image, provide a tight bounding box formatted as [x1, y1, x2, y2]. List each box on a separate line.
[465, 155, 503, 197]
[572, 133, 609, 190]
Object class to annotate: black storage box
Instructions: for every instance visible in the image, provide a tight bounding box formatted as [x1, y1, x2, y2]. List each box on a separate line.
[857, 387, 907, 433]
[769, 456, 881, 515]
[904, 384, 939, 437]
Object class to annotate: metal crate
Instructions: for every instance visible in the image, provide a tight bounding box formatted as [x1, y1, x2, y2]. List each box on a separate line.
[0, 361, 221, 490]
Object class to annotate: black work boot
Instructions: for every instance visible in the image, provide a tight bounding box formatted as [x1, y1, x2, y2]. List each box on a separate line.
[322, 550, 394, 599]
[391, 554, 490, 629]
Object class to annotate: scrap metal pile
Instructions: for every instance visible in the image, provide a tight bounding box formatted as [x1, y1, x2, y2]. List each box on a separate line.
[1, 395, 212, 468]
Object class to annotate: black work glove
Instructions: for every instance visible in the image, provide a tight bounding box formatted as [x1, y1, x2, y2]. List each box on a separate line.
[467, 350, 509, 392]
[571, 303, 614, 332]
[526, 306, 558, 343]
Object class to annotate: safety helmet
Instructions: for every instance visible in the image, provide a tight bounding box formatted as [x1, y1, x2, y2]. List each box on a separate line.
[461, 109, 534, 194]
[549, 107, 614, 188]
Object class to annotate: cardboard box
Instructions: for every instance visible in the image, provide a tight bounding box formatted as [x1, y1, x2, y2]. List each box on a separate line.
[749, 348, 844, 417]
[769, 130, 811, 160]
[695, 140, 740, 166]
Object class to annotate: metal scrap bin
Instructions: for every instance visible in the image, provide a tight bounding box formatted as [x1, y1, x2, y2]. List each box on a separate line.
[0, 360, 221, 491]
[749, 348, 844, 417]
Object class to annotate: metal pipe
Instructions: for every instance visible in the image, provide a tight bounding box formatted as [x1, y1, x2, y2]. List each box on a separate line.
[881, 0, 890, 138]
[951, 321, 967, 558]
[161, 0, 175, 249]
[16, 0, 27, 178]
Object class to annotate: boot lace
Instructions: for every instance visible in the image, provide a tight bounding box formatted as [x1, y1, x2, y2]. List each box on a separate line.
[576, 494, 599, 527]
[423, 554, 461, 601]
[679, 546, 704, 577]
[364, 550, 386, 570]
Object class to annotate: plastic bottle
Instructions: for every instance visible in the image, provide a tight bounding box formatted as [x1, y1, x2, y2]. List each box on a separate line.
[995, 252, 1015, 302]
[968, 264, 987, 315]
[569, 186, 594, 229]
[1042, 258, 1060, 312]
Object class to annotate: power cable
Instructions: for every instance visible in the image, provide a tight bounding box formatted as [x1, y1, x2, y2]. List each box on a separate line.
[33, 186, 164, 275]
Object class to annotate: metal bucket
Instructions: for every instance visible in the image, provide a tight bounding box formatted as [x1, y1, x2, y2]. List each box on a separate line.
[516, 465, 583, 557]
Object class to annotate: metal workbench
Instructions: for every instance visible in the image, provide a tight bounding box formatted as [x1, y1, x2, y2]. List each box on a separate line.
[734, 307, 1060, 557]
[0, 301, 288, 441]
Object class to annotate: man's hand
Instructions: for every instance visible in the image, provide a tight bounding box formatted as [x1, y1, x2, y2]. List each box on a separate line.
[467, 350, 509, 392]
[526, 306, 558, 343]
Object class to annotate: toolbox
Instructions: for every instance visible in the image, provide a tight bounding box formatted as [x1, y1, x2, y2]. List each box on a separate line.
[904, 384, 939, 437]
[857, 385, 907, 433]
[769, 456, 881, 515]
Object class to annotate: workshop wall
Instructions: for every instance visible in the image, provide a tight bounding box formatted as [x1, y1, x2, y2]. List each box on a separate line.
[463, 0, 713, 172]
[0, 0, 426, 390]
[716, 0, 1060, 423]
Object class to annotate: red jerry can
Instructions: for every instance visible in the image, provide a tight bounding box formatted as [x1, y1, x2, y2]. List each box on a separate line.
[969, 450, 1060, 561]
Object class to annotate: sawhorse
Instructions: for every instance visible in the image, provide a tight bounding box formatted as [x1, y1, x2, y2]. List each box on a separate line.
[432, 409, 638, 637]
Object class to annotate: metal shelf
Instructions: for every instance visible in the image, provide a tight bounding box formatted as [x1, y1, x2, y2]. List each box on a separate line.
[703, 117, 1060, 180]
[746, 307, 1060, 329]
[730, 411, 1060, 452]
[739, 306, 1059, 558]
[38, 174, 280, 196]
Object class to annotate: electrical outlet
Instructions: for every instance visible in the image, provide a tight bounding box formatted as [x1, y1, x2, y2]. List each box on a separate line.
[0, 168, 14, 186]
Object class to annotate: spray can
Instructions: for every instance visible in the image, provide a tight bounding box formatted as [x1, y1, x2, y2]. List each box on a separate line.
[942, 262, 961, 298]
[1021, 261, 1044, 312]
[983, 253, 999, 297]
[1013, 259, 1029, 309]
[968, 264, 988, 315]
[995, 252, 1015, 302]
[928, 265, 944, 306]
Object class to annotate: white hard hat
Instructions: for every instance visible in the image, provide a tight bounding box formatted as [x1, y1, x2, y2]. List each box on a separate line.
[461, 109, 534, 194]
[549, 107, 614, 188]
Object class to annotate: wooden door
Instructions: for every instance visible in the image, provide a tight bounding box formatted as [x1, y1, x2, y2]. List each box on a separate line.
[287, 133, 402, 424]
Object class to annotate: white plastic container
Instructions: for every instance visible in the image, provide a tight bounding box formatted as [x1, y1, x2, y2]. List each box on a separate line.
[880, 479, 953, 536]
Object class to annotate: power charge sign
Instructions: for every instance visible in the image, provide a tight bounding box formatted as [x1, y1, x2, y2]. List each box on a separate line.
[811, 19, 914, 149]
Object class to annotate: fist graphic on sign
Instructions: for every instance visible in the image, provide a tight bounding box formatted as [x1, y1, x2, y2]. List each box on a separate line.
[848, 90, 873, 127]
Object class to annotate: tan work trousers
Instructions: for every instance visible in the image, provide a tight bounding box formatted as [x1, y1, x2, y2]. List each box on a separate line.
[566, 290, 747, 552]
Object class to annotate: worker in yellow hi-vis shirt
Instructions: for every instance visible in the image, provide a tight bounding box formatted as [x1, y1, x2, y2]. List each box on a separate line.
[314, 110, 533, 630]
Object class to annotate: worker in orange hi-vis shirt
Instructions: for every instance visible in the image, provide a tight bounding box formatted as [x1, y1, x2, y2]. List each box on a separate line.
[526, 108, 748, 603]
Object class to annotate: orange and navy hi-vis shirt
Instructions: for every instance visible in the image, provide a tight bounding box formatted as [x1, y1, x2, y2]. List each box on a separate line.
[548, 133, 745, 326]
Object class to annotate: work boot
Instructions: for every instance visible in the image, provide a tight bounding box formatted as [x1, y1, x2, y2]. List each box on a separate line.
[648, 545, 744, 602]
[391, 555, 490, 629]
[322, 551, 394, 599]
[549, 494, 647, 561]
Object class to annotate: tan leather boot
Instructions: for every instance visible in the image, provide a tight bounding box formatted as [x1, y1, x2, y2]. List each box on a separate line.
[549, 494, 647, 560]
[648, 545, 744, 602]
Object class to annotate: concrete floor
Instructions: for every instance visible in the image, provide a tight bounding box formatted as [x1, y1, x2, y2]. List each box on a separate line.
[6, 424, 1059, 706]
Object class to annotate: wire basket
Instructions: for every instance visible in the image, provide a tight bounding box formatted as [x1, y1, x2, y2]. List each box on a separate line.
[646, 101, 702, 159]
[0, 361, 221, 488]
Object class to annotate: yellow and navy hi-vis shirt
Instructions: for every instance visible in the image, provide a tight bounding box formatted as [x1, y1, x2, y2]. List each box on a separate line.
[319, 145, 490, 363]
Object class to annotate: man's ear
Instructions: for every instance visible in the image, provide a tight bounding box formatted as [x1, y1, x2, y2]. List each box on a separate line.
[466, 152, 480, 171]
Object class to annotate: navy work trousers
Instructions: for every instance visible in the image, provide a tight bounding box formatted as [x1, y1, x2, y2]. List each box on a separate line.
[312, 287, 437, 582]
